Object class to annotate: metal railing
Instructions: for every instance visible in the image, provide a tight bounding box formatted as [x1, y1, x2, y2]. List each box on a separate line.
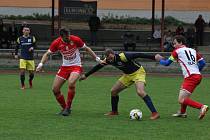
[0, 49, 210, 73]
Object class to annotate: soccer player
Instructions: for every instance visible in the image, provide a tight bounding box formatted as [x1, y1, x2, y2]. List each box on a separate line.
[15, 26, 36, 89]
[36, 28, 102, 116]
[80, 48, 160, 120]
[157, 35, 208, 120]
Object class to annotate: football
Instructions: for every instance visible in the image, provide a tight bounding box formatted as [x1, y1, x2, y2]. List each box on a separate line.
[129, 109, 142, 120]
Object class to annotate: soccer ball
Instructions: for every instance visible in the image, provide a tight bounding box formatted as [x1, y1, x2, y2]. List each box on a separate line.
[129, 109, 142, 120]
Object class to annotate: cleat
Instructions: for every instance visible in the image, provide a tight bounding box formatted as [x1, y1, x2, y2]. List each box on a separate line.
[56, 109, 64, 115]
[62, 108, 71, 116]
[199, 105, 209, 120]
[104, 111, 119, 116]
[172, 111, 187, 118]
[150, 112, 160, 120]
[21, 85, 25, 90]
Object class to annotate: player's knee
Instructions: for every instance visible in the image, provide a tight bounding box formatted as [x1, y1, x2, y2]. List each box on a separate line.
[136, 89, 146, 97]
[178, 97, 185, 104]
[52, 87, 60, 95]
[68, 81, 76, 88]
[111, 89, 118, 96]
[68, 84, 75, 90]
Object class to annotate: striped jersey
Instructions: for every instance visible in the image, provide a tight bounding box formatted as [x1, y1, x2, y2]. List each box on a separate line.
[49, 35, 85, 66]
[169, 45, 203, 78]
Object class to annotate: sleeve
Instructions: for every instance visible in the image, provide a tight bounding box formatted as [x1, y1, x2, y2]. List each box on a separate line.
[160, 51, 176, 66]
[171, 50, 178, 60]
[49, 39, 59, 53]
[196, 52, 203, 62]
[122, 52, 156, 61]
[159, 59, 173, 66]
[15, 37, 20, 55]
[197, 59, 206, 71]
[74, 36, 85, 48]
[196, 52, 205, 71]
[85, 64, 105, 77]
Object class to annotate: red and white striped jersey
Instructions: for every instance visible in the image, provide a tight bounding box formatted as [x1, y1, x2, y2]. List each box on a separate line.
[49, 35, 85, 66]
[170, 45, 203, 78]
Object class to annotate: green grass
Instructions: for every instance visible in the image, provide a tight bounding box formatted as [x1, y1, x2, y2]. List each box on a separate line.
[0, 73, 210, 140]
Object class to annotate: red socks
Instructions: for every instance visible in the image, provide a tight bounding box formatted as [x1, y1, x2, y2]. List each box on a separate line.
[66, 87, 75, 109]
[56, 94, 66, 109]
[180, 104, 187, 113]
[55, 87, 76, 109]
[183, 98, 203, 109]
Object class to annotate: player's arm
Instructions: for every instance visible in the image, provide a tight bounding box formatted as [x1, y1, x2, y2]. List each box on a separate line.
[197, 59, 206, 71]
[14, 37, 20, 59]
[82, 44, 102, 63]
[36, 39, 58, 72]
[36, 50, 52, 72]
[159, 55, 174, 66]
[124, 52, 156, 60]
[80, 61, 106, 81]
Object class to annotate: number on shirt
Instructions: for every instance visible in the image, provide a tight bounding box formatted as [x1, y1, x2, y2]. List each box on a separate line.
[184, 50, 196, 65]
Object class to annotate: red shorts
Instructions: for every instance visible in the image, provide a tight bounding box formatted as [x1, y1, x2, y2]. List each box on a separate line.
[56, 66, 83, 80]
[181, 74, 202, 93]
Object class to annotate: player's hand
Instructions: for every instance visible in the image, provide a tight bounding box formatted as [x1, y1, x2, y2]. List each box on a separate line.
[100, 58, 107, 65]
[155, 54, 164, 61]
[14, 55, 18, 59]
[79, 74, 87, 81]
[36, 63, 43, 72]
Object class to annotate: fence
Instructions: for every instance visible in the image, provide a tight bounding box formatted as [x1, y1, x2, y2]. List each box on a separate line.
[0, 49, 210, 74]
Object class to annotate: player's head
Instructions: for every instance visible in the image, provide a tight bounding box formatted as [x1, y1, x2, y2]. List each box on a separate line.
[172, 35, 186, 48]
[60, 28, 70, 43]
[22, 26, 30, 36]
[104, 48, 115, 62]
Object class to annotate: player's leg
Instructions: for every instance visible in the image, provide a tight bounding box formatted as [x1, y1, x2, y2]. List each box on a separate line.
[27, 60, 35, 88]
[172, 89, 189, 118]
[62, 72, 80, 116]
[20, 69, 26, 89]
[175, 75, 208, 119]
[133, 67, 159, 120]
[135, 82, 159, 120]
[52, 76, 66, 112]
[19, 59, 27, 89]
[178, 89, 208, 119]
[28, 70, 34, 88]
[105, 80, 127, 116]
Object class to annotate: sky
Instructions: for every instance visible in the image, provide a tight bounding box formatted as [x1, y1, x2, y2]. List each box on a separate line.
[0, 0, 210, 11]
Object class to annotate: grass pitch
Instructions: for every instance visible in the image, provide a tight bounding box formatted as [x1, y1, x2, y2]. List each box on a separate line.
[0, 73, 210, 140]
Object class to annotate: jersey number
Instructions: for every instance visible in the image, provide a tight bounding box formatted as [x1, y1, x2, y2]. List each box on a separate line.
[184, 50, 196, 65]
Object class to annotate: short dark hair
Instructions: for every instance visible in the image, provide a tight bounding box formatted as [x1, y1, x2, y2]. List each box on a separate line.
[59, 28, 70, 37]
[173, 35, 186, 44]
[104, 48, 114, 57]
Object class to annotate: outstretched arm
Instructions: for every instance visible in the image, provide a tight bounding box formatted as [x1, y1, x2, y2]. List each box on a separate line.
[36, 50, 52, 72]
[80, 63, 105, 81]
[83, 45, 102, 63]
[125, 52, 156, 60]
[159, 56, 174, 66]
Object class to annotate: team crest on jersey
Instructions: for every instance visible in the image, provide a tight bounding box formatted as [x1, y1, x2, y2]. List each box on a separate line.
[70, 41, 74, 45]
[65, 46, 69, 50]
[28, 39, 32, 42]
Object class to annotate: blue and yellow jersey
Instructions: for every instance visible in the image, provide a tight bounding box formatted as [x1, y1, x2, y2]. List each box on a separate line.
[106, 52, 142, 74]
[15, 35, 36, 60]
[85, 52, 156, 77]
